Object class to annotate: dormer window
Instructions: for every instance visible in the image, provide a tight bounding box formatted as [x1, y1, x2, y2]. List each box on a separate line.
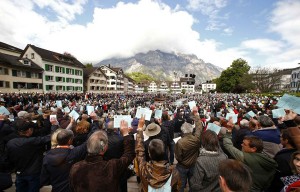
[22, 59, 31, 66]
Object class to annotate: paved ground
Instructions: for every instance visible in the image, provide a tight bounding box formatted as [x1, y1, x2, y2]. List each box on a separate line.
[4, 174, 140, 192]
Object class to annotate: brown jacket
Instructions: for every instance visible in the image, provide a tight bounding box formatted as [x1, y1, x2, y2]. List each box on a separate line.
[69, 135, 135, 192]
[174, 114, 202, 168]
[135, 129, 181, 192]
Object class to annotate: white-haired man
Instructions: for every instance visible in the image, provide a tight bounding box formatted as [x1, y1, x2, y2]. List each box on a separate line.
[175, 106, 203, 192]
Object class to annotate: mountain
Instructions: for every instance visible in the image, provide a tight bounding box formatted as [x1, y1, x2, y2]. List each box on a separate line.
[95, 50, 223, 84]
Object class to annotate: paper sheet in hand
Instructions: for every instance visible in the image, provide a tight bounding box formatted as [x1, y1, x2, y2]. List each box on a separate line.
[188, 101, 196, 110]
[272, 108, 286, 118]
[173, 137, 181, 143]
[207, 123, 221, 134]
[113, 115, 132, 128]
[86, 106, 94, 115]
[69, 110, 79, 121]
[37, 110, 43, 115]
[56, 100, 62, 108]
[154, 109, 162, 119]
[64, 107, 70, 113]
[276, 94, 300, 114]
[0, 106, 10, 115]
[135, 108, 152, 121]
[50, 115, 57, 122]
[247, 111, 255, 117]
[226, 113, 238, 124]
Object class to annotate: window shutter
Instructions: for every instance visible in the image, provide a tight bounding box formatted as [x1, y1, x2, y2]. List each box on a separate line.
[56, 86, 59, 91]
[39, 84, 42, 89]
[66, 68, 69, 74]
[63, 77, 65, 82]
[63, 86, 65, 91]
[72, 78, 75, 83]
[56, 77, 58, 82]
[55, 66, 59, 72]
[45, 64, 49, 71]
[26, 72, 31, 78]
[72, 69, 75, 75]
[46, 85, 49, 90]
[62, 67, 65, 73]
[12, 70, 17, 76]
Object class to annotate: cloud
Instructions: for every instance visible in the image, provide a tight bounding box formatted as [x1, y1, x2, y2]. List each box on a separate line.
[241, 39, 285, 54]
[269, 0, 300, 47]
[0, 0, 247, 69]
[187, 0, 228, 31]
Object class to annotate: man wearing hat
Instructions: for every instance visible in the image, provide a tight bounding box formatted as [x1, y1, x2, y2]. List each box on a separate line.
[6, 119, 51, 192]
[135, 115, 181, 191]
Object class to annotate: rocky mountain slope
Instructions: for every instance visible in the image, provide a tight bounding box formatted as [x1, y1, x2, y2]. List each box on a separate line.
[96, 50, 223, 84]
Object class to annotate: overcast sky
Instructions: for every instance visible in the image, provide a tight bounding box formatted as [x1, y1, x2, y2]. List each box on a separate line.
[1, 0, 300, 69]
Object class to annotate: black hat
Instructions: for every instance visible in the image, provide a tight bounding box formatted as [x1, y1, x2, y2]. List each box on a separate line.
[16, 119, 31, 132]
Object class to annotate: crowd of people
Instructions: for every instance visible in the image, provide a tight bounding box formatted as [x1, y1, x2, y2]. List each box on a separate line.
[0, 92, 300, 192]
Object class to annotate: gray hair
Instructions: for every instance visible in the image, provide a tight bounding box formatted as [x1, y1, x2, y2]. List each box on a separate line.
[181, 122, 194, 134]
[240, 119, 249, 128]
[258, 115, 274, 128]
[87, 130, 108, 154]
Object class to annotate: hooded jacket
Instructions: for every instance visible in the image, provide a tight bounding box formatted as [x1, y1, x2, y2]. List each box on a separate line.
[40, 143, 87, 192]
[135, 129, 181, 192]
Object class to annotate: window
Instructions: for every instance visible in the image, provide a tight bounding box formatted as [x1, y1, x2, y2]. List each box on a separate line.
[66, 78, 72, 83]
[46, 85, 54, 91]
[31, 53, 34, 59]
[76, 79, 82, 84]
[0, 67, 8, 75]
[57, 77, 63, 82]
[0, 81, 9, 88]
[66, 68, 72, 75]
[45, 64, 53, 72]
[31, 73, 39, 79]
[46, 76, 54, 81]
[75, 70, 81, 76]
[17, 71, 26, 77]
[67, 86, 73, 91]
[56, 86, 64, 91]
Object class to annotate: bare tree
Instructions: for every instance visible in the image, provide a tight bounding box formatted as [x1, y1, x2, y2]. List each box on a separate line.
[250, 67, 283, 93]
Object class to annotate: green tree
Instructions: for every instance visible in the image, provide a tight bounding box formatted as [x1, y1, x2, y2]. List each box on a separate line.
[143, 87, 148, 93]
[85, 63, 93, 68]
[126, 72, 155, 83]
[216, 58, 252, 93]
[181, 89, 186, 94]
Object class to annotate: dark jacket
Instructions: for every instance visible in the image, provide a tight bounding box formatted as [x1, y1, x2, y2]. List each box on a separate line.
[104, 130, 124, 160]
[269, 148, 297, 192]
[6, 135, 50, 176]
[69, 135, 135, 192]
[40, 143, 87, 192]
[252, 127, 281, 158]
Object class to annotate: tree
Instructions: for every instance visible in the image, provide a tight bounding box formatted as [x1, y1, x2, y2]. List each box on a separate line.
[251, 67, 284, 93]
[181, 89, 186, 94]
[143, 87, 148, 93]
[85, 63, 93, 68]
[215, 58, 252, 93]
[126, 72, 155, 83]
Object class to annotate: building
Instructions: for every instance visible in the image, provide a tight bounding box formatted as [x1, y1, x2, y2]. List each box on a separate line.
[83, 67, 107, 93]
[21, 44, 85, 93]
[0, 42, 43, 93]
[148, 81, 158, 92]
[290, 67, 300, 92]
[180, 77, 195, 93]
[273, 69, 292, 92]
[201, 82, 216, 92]
[99, 65, 124, 93]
